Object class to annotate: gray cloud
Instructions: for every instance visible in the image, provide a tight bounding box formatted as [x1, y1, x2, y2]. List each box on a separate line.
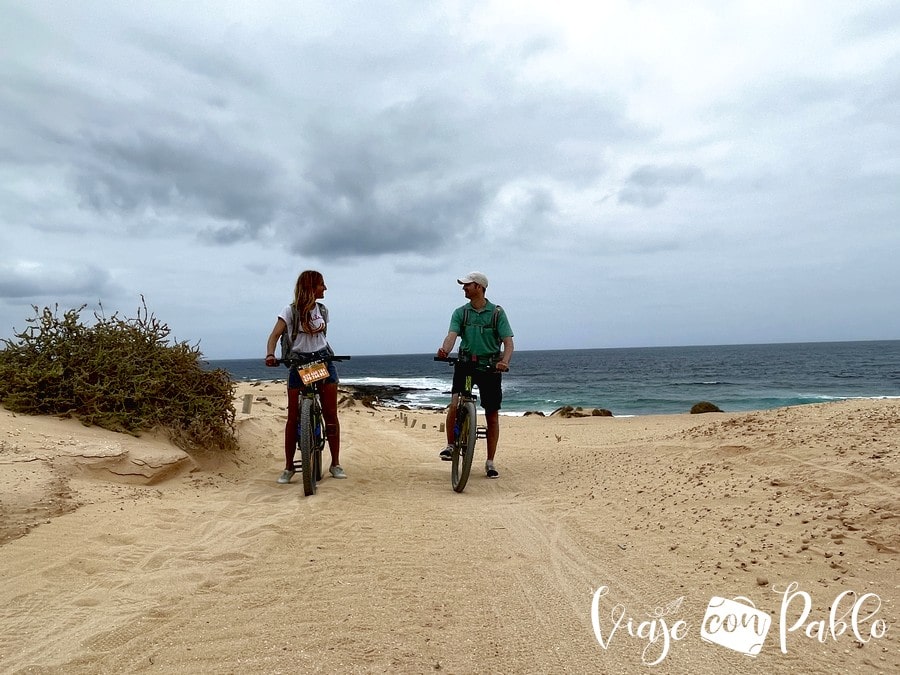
[74, 128, 282, 232]
[847, 1, 900, 37]
[289, 175, 489, 257]
[0, 263, 118, 300]
[267, 84, 627, 258]
[131, 28, 266, 91]
[3, 15, 628, 260]
[618, 164, 704, 208]
[1, 1, 898, 356]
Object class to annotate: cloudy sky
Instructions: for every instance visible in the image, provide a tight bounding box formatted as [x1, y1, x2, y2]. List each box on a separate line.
[2, 1, 898, 359]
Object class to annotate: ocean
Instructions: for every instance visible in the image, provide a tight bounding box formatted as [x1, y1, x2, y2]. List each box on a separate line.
[204, 340, 900, 417]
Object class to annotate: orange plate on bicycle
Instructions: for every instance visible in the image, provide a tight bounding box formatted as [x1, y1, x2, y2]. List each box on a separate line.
[298, 363, 329, 385]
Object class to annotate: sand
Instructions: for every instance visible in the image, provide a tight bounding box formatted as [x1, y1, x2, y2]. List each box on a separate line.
[0, 382, 897, 674]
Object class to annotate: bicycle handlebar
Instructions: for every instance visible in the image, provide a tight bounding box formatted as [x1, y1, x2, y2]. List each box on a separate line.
[435, 355, 477, 365]
[434, 355, 501, 371]
[278, 355, 351, 366]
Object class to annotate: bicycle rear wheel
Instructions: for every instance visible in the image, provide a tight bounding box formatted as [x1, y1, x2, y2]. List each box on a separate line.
[299, 397, 317, 496]
[313, 441, 323, 482]
[451, 401, 477, 493]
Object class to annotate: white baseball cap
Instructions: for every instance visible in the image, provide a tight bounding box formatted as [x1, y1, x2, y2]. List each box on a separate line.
[457, 271, 488, 288]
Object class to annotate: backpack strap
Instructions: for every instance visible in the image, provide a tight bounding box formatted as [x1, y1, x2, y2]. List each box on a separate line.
[318, 302, 328, 336]
[289, 302, 328, 336]
[280, 303, 329, 362]
[460, 305, 501, 338]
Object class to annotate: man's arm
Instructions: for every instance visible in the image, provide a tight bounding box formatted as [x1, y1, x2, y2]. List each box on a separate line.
[497, 336, 514, 371]
[437, 331, 459, 358]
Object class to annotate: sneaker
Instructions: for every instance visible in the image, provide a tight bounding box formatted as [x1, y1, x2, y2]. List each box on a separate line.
[277, 469, 295, 484]
[439, 445, 453, 461]
[329, 465, 347, 479]
[485, 461, 499, 479]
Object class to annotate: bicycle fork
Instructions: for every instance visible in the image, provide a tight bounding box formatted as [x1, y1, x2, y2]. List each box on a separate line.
[453, 407, 488, 441]
[457, 375, 488, 442]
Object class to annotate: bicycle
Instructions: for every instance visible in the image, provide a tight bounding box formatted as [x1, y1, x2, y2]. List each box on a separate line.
[434, 355, 490, 493]
[280, 353, 350, 496]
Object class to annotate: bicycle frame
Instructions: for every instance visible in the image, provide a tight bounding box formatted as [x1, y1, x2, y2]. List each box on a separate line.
[435, 356, 489, 492]
[280, 354, 350, 495]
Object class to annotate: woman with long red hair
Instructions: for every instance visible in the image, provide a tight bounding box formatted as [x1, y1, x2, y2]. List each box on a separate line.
[265, 270, 345, 483]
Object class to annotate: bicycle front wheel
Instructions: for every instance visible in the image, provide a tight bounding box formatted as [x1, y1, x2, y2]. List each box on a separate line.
[299, 397, 317, 496]
[313, 403, 325, 482]
[451, 401, 477, 493]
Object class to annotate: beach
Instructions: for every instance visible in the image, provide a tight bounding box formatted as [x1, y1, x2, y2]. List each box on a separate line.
[0, 382, 897, 674]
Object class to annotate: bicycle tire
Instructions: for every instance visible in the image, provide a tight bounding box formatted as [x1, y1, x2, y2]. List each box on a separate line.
[451, 401, 477, 493]
[313, 401, 324, 482]
[299, 397, 317, 496]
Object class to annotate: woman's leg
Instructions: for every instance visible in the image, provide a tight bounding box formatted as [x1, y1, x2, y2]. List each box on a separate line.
[320, 382, 341, 467]
[284, 386, 300, 470]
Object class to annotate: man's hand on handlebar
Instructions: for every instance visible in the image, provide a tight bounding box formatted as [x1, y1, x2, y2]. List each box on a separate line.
[265, 354, 278, 367]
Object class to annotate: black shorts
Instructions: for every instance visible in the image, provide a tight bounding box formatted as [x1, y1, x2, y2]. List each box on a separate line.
[288, 361, 338, 389]
[286, 349, 339, 389]
[452, 367, 502, 412]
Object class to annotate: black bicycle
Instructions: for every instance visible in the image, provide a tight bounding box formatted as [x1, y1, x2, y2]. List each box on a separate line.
[281, 353, 350, 496]
[435, 356, 489, 493]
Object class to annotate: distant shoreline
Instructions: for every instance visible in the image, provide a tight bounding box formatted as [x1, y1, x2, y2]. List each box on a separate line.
[207, 338, 900, 362]
[240, 376, 899, 419]
[221, 341, 900, 417]
[244, 378, 441, 411]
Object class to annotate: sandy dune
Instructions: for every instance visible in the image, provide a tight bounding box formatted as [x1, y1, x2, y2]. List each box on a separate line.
[1, 383, 897, 674]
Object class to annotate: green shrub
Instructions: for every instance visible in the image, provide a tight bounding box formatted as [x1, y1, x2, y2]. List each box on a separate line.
[0, 300, 237, 452]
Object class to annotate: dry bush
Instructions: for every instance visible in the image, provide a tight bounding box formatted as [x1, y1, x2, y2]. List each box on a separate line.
[0, 300, 237, 452]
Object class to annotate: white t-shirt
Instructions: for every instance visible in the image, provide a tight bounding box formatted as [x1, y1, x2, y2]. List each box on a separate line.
[280, 304, 328, 353]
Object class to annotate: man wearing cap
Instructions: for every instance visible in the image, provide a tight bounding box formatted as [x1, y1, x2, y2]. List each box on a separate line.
[437, 272, 514, 478]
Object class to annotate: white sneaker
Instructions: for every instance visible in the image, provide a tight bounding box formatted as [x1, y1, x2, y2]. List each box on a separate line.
[329, 465, 347, 479]
[277, 469, 295, 484]
[439, 445, 453, 461]
[485, 461, 499, 479]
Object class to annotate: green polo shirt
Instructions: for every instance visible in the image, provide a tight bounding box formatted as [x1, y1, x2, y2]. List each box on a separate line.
[449, 300, 513, 357]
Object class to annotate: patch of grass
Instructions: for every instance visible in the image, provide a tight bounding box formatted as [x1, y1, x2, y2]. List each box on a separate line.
[0, 299, 237, 452]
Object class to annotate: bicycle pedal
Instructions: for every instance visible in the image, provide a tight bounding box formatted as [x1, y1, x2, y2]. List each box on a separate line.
[476, 425, 488, 439]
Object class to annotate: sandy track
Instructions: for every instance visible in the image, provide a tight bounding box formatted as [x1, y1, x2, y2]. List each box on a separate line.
[1, 390, 897, 673]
